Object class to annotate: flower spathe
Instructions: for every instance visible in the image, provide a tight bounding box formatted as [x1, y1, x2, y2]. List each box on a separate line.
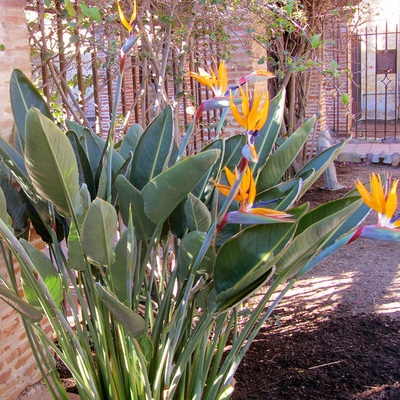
[213, 166, 293, 229]
[355, 173, 400, 229]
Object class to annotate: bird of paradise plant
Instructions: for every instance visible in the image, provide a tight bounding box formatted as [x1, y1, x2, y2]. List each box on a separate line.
[0, 1, 386, 399]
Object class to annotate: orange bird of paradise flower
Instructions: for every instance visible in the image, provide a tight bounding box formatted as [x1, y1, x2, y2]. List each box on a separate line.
[213, 166, 293, 229]
[355, 173, 400, 229]
[188, 60, 228, 98]
[229, 83, 270, 163]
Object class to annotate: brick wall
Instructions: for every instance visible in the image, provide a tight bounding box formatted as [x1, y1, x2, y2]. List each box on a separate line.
[0, 1, 47, 399]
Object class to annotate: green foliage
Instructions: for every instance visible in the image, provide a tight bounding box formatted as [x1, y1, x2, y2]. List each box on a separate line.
[0, 62, 378, 400]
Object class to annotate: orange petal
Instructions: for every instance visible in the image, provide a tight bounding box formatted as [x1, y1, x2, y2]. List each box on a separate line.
[188, 71, 212, 88]
[370, 173, 385, 213]
[218, 61, 228, 94]
[355, 179, 379, 211]
[230, 90, 246, 128]
[386, 179, 398, 220]
[255, 91, 270, 132]
[117, 0, 133, 32]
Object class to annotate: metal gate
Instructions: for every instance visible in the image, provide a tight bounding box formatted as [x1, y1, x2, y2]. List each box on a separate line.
[351, 24, 400, 141]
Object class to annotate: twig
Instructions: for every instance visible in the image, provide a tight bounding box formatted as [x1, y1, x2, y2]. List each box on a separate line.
[309, 360, 343, 370]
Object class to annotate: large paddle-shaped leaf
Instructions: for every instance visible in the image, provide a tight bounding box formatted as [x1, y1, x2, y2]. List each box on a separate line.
[20, 239, 63, 308]
[67, 130, 96, 199]
[115, 175, 156, 241]
[130, 106, 173, 190]
[0, 136, 50, 224]
[95, 283, 147, 339]
[256, 116, 315, 191]
[142, 149, 220, 224]
[253, 88, 285, 175]
[24, 108, 82, 219]
[177, 231, 215, 281]
[111, 220, 136, 304]
[119, 124, 143, 160]
[192, 139, 224, 202]
[213, 221, 296, 312]
[275, 197, 361, 277]
[222, 134, 246, 170]
[185, 193, 212, 232]
[10, 69, 53, 154]
[81, 198, 117, 267]
[0, 175, 28, 237]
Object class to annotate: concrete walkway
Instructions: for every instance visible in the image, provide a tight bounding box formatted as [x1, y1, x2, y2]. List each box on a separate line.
[345, 142, 400, 155]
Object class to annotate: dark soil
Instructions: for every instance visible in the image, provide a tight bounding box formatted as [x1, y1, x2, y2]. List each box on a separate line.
[232, 163, 400, 400]
[231, 312, 400, 399]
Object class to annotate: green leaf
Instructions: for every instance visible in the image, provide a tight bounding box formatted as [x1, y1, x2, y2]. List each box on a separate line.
[0, 284, 42, 323]
[65, 3, 76, 17]
[256, 178, 302, 212]
[296, 138, 350, 196]
[169, 198, 188, 239]
[0, 136, 28, 175]
[222, 134, 246, 170]
[20, 239, 63, 307]
[81, 198, 117, 266]
[130, 106, 173, 190]
[142, 149, 220, 224]
[79, 128, 103, 181]
[311, 34, 321, 48]
[67, 219, 86, 271]
[67, 130, 96, 199]
[10, 69, 53, 154]
[192, 139, 224, 202]
[66, 120, 86, 136]
[257, 116, 315, 191]
[0, 176, 29, 237]
[0, 187, 9, 225]
[275, 197, 361, 277]
[185, 194, 212, 232]
[119, 124, 143, 160]
[89, 7, 101, 23]
[253, 88, 285, 176]
[95, 283, 147, 339]
[214, 222, 295, 311]
[115, 175, 156, 241]
[138, 333, 154, 363]
[177, 231, 215, 281]
[24, 108, 82, 219]
[111, 222, 136, 304]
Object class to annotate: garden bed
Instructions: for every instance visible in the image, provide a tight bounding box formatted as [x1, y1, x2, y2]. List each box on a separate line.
[232, 163, 400, 399]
